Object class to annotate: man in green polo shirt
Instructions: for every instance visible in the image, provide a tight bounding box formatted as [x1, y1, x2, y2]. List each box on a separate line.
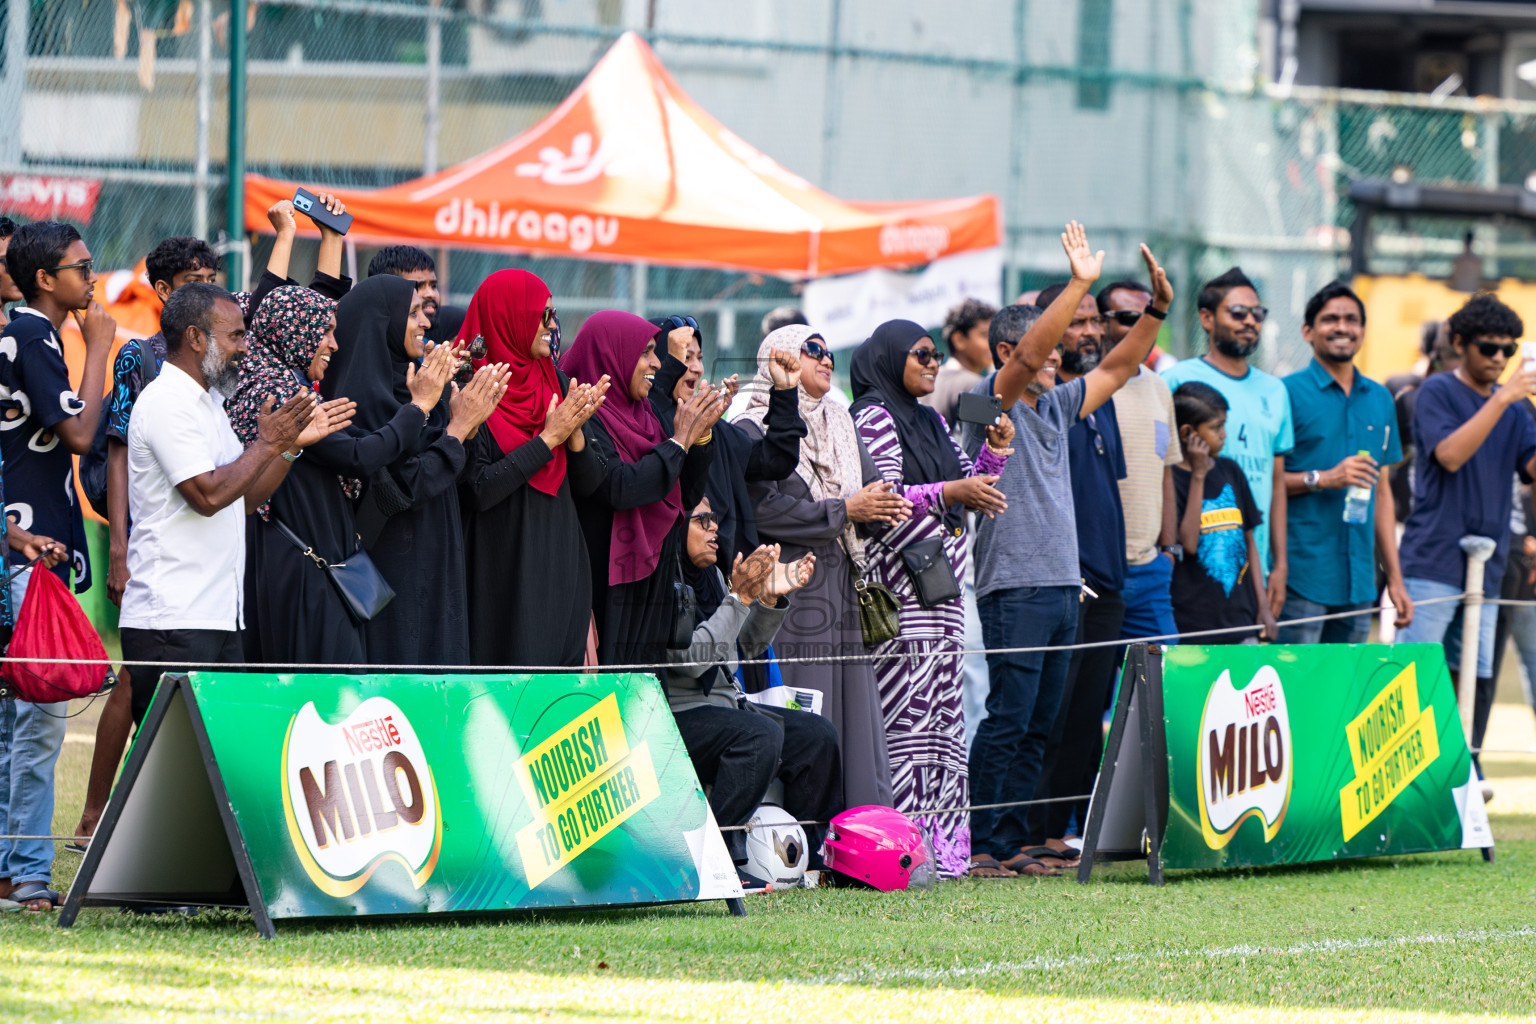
[1279, 280, 1414, 642]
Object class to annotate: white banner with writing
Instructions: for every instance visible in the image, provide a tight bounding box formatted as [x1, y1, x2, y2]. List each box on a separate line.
[802, 247, 1003, 348]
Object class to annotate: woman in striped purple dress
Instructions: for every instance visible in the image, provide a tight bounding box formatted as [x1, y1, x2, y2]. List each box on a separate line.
[849, 320, 1014, 878]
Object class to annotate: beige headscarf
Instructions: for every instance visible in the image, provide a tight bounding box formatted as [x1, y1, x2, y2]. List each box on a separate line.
[734, 325, 866, 554]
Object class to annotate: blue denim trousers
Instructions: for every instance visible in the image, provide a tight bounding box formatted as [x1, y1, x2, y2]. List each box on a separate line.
[1397, 576, 1498, 678]
[969, 584, 1078, 860]
[1120, 555, 1177, 641]
[0, 568, 67, 885]
[1276, 592, 1374, 645]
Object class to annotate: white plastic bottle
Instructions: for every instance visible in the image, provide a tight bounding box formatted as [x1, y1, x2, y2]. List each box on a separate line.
[1343, 449, 1371, 524]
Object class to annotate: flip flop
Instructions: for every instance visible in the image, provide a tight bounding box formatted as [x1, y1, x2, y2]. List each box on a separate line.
[1021, 845, 1079, 867]
[999, 852, 1060, 877]
[63, 840, 88, 855]
[8, 882, 61, 912]
[965, 855, 1017, 879]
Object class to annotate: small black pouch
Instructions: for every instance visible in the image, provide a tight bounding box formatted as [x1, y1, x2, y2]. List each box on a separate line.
[669, 553, 698, 651]
[892, 536, 961, 609]
[273, 519, 397, 623]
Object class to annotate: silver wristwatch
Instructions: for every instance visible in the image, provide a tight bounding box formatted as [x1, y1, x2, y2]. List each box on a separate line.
[282, 449, 302, 463]
[1304, 469, 1321, 492]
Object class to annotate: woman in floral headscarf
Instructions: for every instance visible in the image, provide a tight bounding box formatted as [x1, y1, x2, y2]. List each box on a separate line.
[228, 285, 454, 667]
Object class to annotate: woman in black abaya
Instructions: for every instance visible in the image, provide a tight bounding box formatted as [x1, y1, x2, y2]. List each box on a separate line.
[321, 274, 507, 667]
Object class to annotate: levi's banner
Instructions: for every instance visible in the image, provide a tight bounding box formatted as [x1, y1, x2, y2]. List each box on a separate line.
[1161, 644, 1491, 871]
[63, 671, 740, 933]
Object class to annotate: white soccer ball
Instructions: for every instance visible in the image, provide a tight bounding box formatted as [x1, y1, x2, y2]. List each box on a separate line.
[743, 804, 808, 887]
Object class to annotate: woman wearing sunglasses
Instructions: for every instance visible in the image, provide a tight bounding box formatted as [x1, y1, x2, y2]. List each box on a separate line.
[735, 324, 913, 812]
[846, 319, 1015, 879]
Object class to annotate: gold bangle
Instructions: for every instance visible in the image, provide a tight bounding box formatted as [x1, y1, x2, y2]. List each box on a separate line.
[693, 430, 713, 447]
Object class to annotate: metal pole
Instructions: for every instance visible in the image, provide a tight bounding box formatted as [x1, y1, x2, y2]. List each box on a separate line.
[194, 0, 213, 239]
[225, 0, 249, 289]
[1457, 535, 1497, 742]
[424, 0, 441, 176]
[819, 0, 843, 186]
[0, 0, 27, 165]
[630, 261, 648, 318]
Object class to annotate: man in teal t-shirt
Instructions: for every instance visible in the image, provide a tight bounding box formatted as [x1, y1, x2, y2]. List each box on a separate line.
[1163, 267, 1293, 619]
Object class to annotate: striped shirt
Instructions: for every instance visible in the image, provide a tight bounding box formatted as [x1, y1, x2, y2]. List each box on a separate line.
[1112, 366, 1181, 566]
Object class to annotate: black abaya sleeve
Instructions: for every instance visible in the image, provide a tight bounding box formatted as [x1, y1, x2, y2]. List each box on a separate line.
[571, 419, 686, 511]
[680, 435, 714, 509]
[246, 269, 297, 320]
[309, 271, 353, 301]
[388, 435, 468, 511]
[461, 429, 557, 512]
[307, 403, 426, 478]
[741, 385, 806, 483]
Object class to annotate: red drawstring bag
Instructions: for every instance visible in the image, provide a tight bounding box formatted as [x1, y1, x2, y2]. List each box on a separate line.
[2, 568, 110, 702]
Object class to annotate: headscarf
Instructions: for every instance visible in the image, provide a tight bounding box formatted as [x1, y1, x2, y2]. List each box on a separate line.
[322, 274, 420, 434]
[559, 310, 680, 586]
[849, 318, 966, 528]
[459, 270, 564, 495]
[736, 325, 863, 504]
[225, 286, 336, 447]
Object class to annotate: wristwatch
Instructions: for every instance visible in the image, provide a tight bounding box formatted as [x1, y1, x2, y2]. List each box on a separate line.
[1304, 469, 1321, 492]
[282, 449, 302, 463]
[1159, 544, 1183, 563]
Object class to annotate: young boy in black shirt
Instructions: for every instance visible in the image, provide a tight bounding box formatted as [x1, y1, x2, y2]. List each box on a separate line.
[1170, 382, 1279, 643]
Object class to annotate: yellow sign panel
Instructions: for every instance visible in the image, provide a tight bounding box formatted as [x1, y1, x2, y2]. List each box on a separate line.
[1338, 664, 1440, 841]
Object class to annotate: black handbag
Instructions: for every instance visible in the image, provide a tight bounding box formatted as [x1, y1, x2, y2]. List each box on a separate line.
[874, 534, 961, 609]
[669, 552, 698, 651]
[272, 519, 396, 623]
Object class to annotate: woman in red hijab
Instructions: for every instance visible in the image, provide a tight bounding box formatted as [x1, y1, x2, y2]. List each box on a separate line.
[459, 269, 608, 667]
[560, 309, 726, 666]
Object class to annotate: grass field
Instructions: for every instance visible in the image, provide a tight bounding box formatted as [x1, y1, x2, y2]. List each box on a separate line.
[3, 675, 1536, 1022]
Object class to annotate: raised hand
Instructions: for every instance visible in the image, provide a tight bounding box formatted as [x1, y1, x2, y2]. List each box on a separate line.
[407, 341, 456, 412]
[256, 391, 317, 453]
[845, 480, 914, 524]
[946, 474, 1008, 518]
[1061, 220, 1104, 285]
[314, 193, 348, 238]
[671, 379, 727, 448]
[730, 544, 780, 605]
[1140, 242, 1173, 308]
[984, 414, 1014, 452]
[447, 363, 511, 442]
[295, 397, 357, 448]
[719, 374, 741, 404]
[769, 348, 803, 390]
[762, 552, 815, 602]
[540, 379, 605, 449]
[267, 199, 297, 237]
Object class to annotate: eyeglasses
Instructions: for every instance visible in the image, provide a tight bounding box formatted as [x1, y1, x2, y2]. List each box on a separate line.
[907, 346, 943, 367]
[689, 512, 718, 530]
[1102, 310, 1142, 327]
[47, 258, 93, 277]
[1474, 340, 1519, 359]
[1224, 303, 1268, 323]
[660, 314, 701, 340]
[802, 339, 835, 368]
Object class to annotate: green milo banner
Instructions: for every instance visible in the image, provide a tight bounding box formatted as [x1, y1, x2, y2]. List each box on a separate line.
[61, 671, 741, 934]
[1160, 644, 1492, 871]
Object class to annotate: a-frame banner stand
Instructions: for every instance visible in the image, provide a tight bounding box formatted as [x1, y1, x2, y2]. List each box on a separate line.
[1077, 644, 1168, 885]
[1077, 643, 1492, 885]
[61, 671, 743, 936]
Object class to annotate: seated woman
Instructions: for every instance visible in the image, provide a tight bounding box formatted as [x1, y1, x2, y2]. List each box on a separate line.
[665, 495, 839, 885]
[561, 311, 724, 666]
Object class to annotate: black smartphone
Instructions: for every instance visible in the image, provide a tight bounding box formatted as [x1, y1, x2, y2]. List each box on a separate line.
[293, 187, 354, 235]
[955, 391, 1003, 426]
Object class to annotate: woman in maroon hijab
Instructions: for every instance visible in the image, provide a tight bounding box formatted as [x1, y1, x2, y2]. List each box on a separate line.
[459, 269, 608, 667]
[561, 310, 725, 666]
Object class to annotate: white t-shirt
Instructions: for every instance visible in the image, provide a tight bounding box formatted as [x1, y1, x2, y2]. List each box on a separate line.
[120, 362, 247, 631]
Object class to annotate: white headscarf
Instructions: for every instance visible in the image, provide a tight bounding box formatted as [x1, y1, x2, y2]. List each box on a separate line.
[734, 325, 867, 555]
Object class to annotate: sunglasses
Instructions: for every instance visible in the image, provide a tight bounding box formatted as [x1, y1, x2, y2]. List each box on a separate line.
[542, 308, 562, 357]
[908, 346, 943, 367]
[802, 339, 835, 368]
[1224, 303, 1268, 323]
[660, 314, 702, 340]
[48, 258, 93, 277]
[1102, 309, 1142, 327]
[689, 512, 718, 530]
[1473, 340, 1519, 359]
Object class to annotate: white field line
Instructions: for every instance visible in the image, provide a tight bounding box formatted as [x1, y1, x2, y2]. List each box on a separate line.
[823, 925, 1536, 986]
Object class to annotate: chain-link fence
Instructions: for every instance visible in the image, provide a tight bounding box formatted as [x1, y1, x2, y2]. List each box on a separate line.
[9, 0, 1536, 378]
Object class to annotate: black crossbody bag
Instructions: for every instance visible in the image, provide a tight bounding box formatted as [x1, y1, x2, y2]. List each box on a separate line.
[271, 518, 396, 623]
[869, 532, 961, 609]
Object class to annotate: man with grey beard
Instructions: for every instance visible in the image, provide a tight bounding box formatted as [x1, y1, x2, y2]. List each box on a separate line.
[119, 283, 355, 724]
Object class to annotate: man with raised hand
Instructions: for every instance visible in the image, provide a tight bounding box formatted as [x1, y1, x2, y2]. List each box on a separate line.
[960, 224, 1171, 879]
[1281, 281, 1412, 645]
[118, 283, 355, 726]
[1162, 268, 1293, 620]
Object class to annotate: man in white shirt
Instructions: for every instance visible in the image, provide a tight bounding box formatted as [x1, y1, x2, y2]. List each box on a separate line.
[119, 283, 353, 723]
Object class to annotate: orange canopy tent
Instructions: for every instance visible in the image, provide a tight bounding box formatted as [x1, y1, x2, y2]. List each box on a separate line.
[244, 32, 998, 277]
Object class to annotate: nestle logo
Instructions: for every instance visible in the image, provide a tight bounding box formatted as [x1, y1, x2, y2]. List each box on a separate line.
[342, 715, 402, 756]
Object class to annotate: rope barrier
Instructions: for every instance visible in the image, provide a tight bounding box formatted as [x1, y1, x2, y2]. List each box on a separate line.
[0, 593, 1472, 677]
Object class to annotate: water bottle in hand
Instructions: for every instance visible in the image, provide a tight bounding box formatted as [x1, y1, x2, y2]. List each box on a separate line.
[1343, 449, 1372, 524]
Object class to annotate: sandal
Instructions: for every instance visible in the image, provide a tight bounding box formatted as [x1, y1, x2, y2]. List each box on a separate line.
[9, 882, 61, 912]
[965, 854, 1017, 879]
[1021, 845, 1079, 867]
[63, 839, 89, 855]
[999, 852, 1060, 877]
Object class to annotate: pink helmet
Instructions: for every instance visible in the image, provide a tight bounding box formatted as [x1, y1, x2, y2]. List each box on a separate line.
[822, 805, 936, 891]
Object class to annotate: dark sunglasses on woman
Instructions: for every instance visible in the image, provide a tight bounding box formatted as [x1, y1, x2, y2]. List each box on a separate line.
[689, 511, 718, 530]
[802, 339, 835, 368]
[659, 314, 701, 341]
[542, 307, 562, 358]
[908, 346, 943, 367]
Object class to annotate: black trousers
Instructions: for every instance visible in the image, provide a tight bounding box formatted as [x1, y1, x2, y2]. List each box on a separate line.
[672, 702, 842, 865]
[1028, 587, 1126, 844]
[120, 628, 244, 726]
